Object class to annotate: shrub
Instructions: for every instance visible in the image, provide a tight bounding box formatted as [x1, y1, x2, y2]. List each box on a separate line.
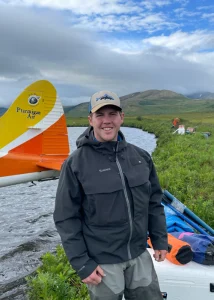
[136, 116, 142, 121]
[26, 245, 89, 300]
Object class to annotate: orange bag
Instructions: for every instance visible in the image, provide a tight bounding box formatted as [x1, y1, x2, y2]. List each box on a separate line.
[148, 233, 193, 265]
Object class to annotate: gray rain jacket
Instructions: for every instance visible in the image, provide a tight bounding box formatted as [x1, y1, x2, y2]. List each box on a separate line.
[54, 126, 167, 280]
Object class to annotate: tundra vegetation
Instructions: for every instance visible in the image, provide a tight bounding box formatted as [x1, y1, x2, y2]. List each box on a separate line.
[27, 112, 214, 299]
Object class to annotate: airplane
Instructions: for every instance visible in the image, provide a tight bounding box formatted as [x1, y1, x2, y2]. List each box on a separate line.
[0, 80, 70, 187]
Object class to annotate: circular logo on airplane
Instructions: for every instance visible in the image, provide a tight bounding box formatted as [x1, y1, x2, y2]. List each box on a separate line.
[28, 95, 40, 106]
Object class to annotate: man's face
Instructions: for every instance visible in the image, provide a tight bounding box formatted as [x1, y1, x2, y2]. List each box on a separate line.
[88, 106, 124, 142]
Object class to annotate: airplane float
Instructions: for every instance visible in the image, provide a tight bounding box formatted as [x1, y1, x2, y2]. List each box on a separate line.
[0, 80, 70, 187]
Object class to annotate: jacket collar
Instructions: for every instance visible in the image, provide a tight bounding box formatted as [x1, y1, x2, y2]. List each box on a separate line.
[76, 126, 127, 154]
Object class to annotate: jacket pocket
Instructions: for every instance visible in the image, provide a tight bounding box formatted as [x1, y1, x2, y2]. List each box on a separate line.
[131, 180, 151, 219]
[125, 160, 151, 220]
[80, 166, 128, 226]
[86, 189, 128, 226]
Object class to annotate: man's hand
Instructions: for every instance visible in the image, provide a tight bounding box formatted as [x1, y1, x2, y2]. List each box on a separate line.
[82, 266, 105, 285]
[153, 250, 167, 262]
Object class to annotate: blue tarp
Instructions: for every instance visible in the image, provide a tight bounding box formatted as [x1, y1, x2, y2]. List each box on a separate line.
[163, 204, 194, 233]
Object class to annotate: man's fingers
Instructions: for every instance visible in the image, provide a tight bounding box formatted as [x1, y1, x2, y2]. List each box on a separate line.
[96, 266, 106, 277]
[82, 268, 103, 285]
[83, 277, 101, 285]
[153, 250, 167, 262]
[153, 250, 160, 261]
[153, 253, 160, 261]
[87, 276, 102, 285]
[91, 273, 102, 284]
[159, 250, 167, 261]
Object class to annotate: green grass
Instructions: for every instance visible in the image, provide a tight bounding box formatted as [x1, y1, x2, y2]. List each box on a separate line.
[67, 117, 88, 127]
[125, 116, 214, 227]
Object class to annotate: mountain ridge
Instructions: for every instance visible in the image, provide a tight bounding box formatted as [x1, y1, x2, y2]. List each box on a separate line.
[1, 89, 214, 117]
[186, 92, 214, 100]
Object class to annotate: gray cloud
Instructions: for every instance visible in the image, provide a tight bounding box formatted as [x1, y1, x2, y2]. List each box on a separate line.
[0, 4, 214, 108]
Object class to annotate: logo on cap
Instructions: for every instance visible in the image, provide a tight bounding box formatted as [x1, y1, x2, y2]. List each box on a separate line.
[96, 94, 114, 101]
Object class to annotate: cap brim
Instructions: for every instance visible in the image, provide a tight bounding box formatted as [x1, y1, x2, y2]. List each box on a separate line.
[91, 103, 121, 113]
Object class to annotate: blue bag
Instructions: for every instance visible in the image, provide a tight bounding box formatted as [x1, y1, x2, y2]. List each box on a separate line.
[171, 232, 214, 265]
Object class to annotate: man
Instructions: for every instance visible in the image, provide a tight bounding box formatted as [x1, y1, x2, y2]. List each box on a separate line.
[54, 90, 168, 300]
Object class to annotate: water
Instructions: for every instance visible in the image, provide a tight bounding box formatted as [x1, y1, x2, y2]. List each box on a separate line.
[0, 127, 156, 299]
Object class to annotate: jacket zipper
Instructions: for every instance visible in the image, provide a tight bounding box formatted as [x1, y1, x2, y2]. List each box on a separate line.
[115, 143, 133, 260]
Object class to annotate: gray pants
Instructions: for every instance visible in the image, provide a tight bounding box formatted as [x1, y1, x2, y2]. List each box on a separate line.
[88, 249, 163, 300]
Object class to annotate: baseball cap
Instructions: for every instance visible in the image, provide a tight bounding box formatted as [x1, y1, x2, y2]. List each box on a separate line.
[89, 90, 121, 113]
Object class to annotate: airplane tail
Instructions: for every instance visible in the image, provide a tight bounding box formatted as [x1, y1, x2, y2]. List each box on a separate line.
[0, 80, 70, 172]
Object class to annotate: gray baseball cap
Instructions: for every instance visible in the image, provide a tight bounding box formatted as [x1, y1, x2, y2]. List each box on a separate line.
[89, 90, 121, 113]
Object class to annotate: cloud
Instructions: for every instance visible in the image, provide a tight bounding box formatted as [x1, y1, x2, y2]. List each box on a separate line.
[1, 0, 174, 14]
[0, 96, 6, 107]
[62, 96, 89, 106]
[175, 0, 189, 6]
[197, 5, 214, 11]
[0, 3, 214, 109]
[174, 8, 201, 18]
[202, 13, 214, 23]
[72, 13, 178, 33]
[140, 0, 171, 10]
[0, 0, 141, 15]
[0, 0, 201, 34]
[0, 0, 177, 34]
[142, 30, 214, 53]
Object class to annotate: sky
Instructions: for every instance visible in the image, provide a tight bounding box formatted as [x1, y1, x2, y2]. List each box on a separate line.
[0, 0, 214, 107]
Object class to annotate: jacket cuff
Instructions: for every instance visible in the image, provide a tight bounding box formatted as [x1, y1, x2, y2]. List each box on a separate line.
[76, 259, 98, 280]
[152, 240, 168, 251]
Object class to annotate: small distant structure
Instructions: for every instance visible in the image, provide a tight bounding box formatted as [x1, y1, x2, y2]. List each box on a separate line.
[172, 117, 180, 128]
[177, 125, 185, 135]
[173, 125, 185, 135]
[172, 123, 211, 138]
[186, 127, 195, 134]
[202, 132, 211, 138]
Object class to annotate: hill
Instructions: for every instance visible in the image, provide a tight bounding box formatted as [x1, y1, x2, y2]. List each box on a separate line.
[65, 89, 214, 117]
[120, 89, 185, 101]
[186, 92, 214, 100]
[1, 89, 214, 118]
